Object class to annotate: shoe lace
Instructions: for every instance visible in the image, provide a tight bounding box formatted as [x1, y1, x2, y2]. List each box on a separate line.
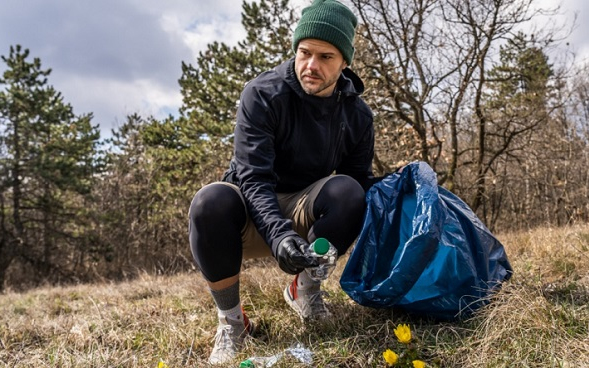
[213, 323, 244, 352]
[301, 289, 329, 316]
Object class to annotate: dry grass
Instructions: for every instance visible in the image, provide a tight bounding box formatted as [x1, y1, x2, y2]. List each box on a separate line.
[1, 224, 589, 367]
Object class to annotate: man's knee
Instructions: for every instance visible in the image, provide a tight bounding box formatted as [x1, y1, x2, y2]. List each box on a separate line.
[188, 183, 245, 282]
[189, 183, 245, 223]
[322, 175, 365, 209]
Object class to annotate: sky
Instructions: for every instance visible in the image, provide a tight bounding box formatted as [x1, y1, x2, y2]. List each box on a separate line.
[0, 0, 588, 139]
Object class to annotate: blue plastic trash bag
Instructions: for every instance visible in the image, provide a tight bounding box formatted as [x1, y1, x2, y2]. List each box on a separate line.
[340, 161, 513, 319]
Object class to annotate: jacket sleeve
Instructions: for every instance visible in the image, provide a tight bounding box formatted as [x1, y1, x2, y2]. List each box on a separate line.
[232, 83, 299, 254]
[336, 107, 378, 192]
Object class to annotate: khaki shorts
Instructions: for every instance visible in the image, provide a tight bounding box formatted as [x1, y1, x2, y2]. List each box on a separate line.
[214, 176, 340, 259]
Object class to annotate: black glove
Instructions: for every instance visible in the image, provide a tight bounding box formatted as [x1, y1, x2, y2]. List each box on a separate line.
[274, 235, 319, 275]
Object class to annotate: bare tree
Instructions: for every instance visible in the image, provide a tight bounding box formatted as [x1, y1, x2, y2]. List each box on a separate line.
[348, 0, 574, 225]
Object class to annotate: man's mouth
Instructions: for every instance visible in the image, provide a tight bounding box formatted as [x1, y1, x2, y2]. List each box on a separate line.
[303, 74, 321, 81]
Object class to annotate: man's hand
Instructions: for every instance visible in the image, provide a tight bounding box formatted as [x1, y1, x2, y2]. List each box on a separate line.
[274, 235, 319, 275]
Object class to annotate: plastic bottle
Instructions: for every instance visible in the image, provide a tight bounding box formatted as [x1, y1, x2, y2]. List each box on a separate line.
[239, 356, 276, 367]
[305, 237, 338, 281]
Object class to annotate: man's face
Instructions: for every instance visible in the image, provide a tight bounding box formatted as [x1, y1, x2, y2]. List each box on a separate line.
[295, 39, 347, 97]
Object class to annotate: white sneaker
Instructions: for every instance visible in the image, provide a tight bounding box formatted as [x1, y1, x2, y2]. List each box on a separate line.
[208, 313, 254, 365]
[283, 274, 331, 321]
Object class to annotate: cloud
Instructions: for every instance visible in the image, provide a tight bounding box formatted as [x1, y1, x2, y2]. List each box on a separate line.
[531, 0, 589, 63]
[54, 73, 183, 131]
[1, 0, 588, 139]
[563, 0, 589, 62]
[0, 0, 245, 136]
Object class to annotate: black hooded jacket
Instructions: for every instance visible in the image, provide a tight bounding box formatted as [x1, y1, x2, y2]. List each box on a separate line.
[222, 57, 375, 254]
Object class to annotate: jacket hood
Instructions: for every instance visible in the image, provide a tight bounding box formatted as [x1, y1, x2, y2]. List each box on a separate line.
[276, 57, 365, 99]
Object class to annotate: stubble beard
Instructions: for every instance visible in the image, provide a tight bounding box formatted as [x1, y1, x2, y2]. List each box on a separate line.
[300, 73, 336, 97]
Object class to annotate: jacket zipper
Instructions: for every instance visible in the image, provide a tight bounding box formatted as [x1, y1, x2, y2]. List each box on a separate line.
[329, 91, 345, 172]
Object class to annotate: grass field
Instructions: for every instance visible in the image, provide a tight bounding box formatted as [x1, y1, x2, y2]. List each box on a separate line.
[1, 224, 589, 367]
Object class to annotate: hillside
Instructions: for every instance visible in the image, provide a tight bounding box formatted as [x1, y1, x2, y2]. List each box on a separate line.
[1, 224, 588, 367]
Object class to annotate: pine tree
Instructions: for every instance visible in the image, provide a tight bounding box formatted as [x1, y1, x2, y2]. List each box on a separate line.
[0, 45, 102, 290]
[178, 0, 295, 166]
[472, 33, 554, 226]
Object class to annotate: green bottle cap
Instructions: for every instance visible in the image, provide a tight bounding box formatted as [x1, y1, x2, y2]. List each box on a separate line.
[240, 359, 255, 368]
[313, 237, 330, 255]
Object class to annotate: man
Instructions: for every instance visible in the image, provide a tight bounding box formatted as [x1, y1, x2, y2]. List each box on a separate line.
[188, 0, 380, 364]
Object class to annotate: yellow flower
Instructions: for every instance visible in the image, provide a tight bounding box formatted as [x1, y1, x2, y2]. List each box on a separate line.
[383, 349, 399, 365]
[412, 360, 426, 368]
[394, 323, 412, 344]
[158, 361, 169, 368]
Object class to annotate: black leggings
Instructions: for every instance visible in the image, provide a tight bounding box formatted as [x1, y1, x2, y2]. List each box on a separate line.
[188, 176, 366, 282]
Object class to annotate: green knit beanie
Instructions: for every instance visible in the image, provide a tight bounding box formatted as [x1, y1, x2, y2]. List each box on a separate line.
[292, 0, 358, 65]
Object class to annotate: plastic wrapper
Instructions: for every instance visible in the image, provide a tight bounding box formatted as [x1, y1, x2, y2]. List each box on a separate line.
[239, 344, 313, 367]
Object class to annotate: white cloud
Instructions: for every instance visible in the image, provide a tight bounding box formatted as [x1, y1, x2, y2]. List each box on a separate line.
[531, 0, 589, 63]
[54, 73, 182, 130]
[1, 0, 588, 140]
[0, 0, 246, 138]
[182, 20, 245, 59]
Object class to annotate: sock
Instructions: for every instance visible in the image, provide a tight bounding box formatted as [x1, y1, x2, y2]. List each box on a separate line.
[210, 281, 242, 321]
[296, 270, 321, 291]
[218, 304, 244, 324]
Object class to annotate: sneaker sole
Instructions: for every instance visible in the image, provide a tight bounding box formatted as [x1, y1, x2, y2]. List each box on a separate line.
[283, 284, 306, 321]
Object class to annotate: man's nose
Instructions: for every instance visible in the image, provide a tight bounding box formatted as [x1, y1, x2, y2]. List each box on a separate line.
[307, 55, 319, 70]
